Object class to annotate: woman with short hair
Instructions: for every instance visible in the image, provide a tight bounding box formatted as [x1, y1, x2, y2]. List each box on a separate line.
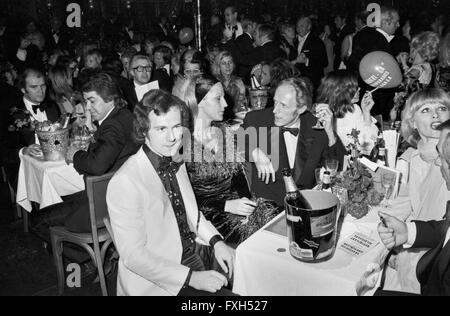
[388, 88, 450, 294]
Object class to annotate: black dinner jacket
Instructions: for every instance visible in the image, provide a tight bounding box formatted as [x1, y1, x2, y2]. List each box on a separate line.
[73, 106, 140, 177]
[295, 33, 328, 89]
[10, 98, 61, 147]
[233, 32, 255, 82]
[242, 108, 346, 206]
[152, 68, 173, 93]
[229, 40, 286, 69]
[121, 80, 139, 112]
[414, 219, 450, 296]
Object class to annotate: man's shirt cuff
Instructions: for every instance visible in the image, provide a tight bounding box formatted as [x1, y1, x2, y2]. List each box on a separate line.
[403, 222, 417, 249]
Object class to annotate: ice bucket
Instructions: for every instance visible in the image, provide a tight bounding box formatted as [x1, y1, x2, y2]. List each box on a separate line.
[36, 128, 69, 162]
[249, 88, 270, 110]
[285, 190, 340, 263]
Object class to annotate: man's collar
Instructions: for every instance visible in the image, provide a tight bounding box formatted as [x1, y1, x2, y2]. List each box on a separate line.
[298, 32, 310, 40]
[98, 107, 115, 126]
[376, 28, 395, 42]
[260, 39, 273, 46]
[245, 32, 253, 39]
[23, 96, 39, 108]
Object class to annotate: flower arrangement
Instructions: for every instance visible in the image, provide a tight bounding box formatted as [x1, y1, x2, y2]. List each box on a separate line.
[8, 108, 36, 132]
[336, 129, 383, 219]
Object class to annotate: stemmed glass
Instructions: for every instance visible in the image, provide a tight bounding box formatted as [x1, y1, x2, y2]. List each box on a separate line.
[326, 159, 339, 178]
[381, 174, 396, 208]
[311, 103, 325, 130]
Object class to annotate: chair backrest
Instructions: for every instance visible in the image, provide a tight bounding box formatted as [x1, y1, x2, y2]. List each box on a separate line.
[86, 173, 115, 231]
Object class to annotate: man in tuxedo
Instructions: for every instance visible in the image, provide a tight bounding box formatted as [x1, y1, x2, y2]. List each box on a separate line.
[234, 15, 258, 84]
[122, 55, 158, 112]
[242, 78, 346, 207]
[223, 6, 243, 41]
[31, 73, 139, 241]
[347, 6, 407, 120]
[107, 90, 236, 296]
[45, 17, 71, 51]
[332, 13, 354, 70]
[377, 119, 450, 296]
[152, 45, 173, 92]
[227, 24, 286, 82]
[11, 68, 60, 152]
[293, 16, 328, 90]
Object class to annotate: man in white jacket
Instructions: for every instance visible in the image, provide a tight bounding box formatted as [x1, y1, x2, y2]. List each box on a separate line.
[107, 90, 236, 296]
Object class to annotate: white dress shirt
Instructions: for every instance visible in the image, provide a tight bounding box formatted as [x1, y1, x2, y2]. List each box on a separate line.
[297, 32, 310, 55]
[23, 97, 48, 122]
[376, 28, 395, 43]
[283, 121, 300, 169]
[98, 107, 115, 126]
[134, 81, 159, 102]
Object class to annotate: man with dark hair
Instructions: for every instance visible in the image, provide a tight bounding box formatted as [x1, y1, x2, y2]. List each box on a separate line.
[107, 89, 237, 296]
[32, 73, 139, 241]
[234, 15, 258, 81]
[293, 16, 328, 90]
[152, 45, 173, 92]
[377, 119, 450, 296]
[242, 78, 346, 207]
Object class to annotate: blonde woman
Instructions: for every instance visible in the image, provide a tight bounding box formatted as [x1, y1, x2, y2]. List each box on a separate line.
[212, 51, 247, 117]
[387, 89, 450, 294]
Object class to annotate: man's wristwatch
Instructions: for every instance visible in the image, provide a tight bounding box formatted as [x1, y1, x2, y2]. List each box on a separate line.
[209, 235, 224, 248]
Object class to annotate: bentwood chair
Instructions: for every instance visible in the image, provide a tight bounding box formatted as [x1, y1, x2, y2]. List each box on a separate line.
[0, 164, 22, 222]
[50, 173, 115, 296]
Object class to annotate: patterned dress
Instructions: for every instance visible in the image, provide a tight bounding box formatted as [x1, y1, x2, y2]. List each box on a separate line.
[185, 123, 281, 246]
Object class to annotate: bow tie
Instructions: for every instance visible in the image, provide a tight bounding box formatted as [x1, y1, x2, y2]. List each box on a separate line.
[32, 103, 45, 115]
[281, 127, 300, 137]
[158, 156, 183, 175]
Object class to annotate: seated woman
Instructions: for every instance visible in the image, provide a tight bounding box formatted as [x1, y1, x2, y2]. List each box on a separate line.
[211, 51, 247, 119]
[386, 88, 450, 294]
[181, 74, 278, 246]
[316, 70, 379, 155]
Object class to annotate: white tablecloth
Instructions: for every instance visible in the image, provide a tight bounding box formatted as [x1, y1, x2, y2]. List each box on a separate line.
[16, 153, 85, 212]
[233, 209, 391, 296]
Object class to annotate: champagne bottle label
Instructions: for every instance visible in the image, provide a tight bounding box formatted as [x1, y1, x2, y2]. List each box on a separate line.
[311, 213, 336, 238]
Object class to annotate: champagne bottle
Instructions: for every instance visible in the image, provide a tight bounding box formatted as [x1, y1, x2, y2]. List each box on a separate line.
[369, 133, 382, 163]
[282, 169, 312, 209]
[321, 171, 332, 193]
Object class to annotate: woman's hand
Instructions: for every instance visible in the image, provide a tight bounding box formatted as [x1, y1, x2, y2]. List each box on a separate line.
[225, 198, 257, 216]
[252, 148, 276, 184]
[361, 92, 375, 124]
[315, 104, 336, 146]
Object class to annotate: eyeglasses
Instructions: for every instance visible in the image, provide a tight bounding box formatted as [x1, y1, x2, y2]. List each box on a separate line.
[133, 66, 152, 73]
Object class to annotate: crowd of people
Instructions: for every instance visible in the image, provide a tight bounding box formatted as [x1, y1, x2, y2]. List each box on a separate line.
[1, 4, 450, 296]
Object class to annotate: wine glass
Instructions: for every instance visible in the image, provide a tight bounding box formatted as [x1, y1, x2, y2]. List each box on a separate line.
[381, 173, 396, 207]
[315, 168, 323, 189]
[325, 159, 339, 178]
[311, 103, 325, 130]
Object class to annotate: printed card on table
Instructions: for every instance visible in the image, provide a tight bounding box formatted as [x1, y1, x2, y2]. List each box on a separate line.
[338, 232, 379, 258]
